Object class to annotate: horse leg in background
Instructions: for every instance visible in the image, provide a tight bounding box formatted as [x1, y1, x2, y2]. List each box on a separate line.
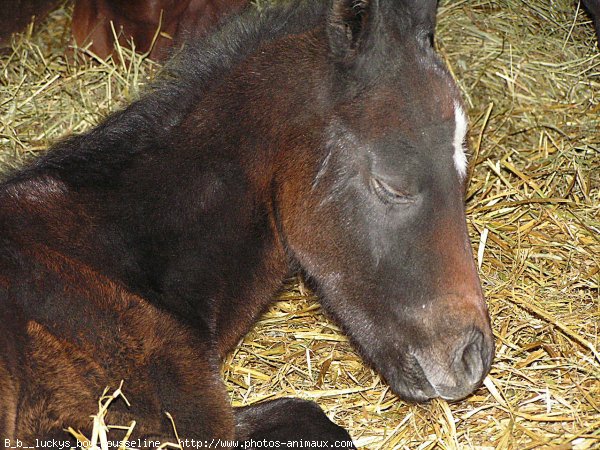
[234, 398, 356, 449]
[582, 0, 600, 46]
[71, 0, 250, 60]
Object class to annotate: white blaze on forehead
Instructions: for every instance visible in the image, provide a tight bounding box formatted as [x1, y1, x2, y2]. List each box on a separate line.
[453, 102, 468, 179]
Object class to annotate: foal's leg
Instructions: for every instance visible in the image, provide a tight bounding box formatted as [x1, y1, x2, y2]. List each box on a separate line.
[8, 247, 237, 448]
[582, 0, 600, 46]
[234, 398, 355, 449]
[15, 317, 237, 449]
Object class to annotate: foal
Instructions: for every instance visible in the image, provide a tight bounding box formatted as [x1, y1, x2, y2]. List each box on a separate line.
[0, 0, 494, 447]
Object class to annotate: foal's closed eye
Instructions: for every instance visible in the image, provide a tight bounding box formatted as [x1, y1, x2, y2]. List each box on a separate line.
[370, 177, 414, 205]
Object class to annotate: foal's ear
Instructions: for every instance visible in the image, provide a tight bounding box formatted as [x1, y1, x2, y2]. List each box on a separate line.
[327, 0, 374, 63]
[403, 0, 438, 24]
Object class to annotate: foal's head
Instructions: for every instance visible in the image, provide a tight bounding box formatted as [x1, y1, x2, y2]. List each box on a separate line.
[278, 0, 494, 402]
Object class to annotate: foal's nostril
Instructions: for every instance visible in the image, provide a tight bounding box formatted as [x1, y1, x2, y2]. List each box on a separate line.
[410, 327, 493, 402]
[460, 337, 484, 385]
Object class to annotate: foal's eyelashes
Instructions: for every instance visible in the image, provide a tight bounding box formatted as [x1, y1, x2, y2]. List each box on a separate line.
[370, 176, 414, 205]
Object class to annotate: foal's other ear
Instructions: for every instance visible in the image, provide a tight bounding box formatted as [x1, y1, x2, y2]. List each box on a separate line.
[403, 0, 438, 26]
[403, 0, 439, 46]
[327, 0, 374, 63]
[327, 0, 440, 64]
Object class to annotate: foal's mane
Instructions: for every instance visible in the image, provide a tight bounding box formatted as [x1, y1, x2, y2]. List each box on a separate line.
[9, 0, 329, 186]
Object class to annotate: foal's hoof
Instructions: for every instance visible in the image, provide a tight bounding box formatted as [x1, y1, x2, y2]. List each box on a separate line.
[235, 397, 356, 449]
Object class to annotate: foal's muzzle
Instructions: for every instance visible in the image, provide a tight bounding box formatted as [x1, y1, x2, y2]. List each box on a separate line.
[413, 327, 494, 401]
[389, 291, 495, 403]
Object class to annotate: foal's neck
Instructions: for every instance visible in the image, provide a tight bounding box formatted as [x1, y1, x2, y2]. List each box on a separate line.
[3, 149, 288, 354]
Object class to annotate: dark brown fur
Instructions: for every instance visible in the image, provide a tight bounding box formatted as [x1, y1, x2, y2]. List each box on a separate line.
[583, 0, 600, 46]
[1, 190, 234, 446]
[0, 0, 61, 46]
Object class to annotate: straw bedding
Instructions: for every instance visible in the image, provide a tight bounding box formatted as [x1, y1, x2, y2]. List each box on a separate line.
[0, 0, 598, 448]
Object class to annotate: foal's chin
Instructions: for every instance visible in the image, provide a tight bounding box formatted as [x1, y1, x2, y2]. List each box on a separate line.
[391, 377, 487, 404]
[381, 361, 488, 404]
